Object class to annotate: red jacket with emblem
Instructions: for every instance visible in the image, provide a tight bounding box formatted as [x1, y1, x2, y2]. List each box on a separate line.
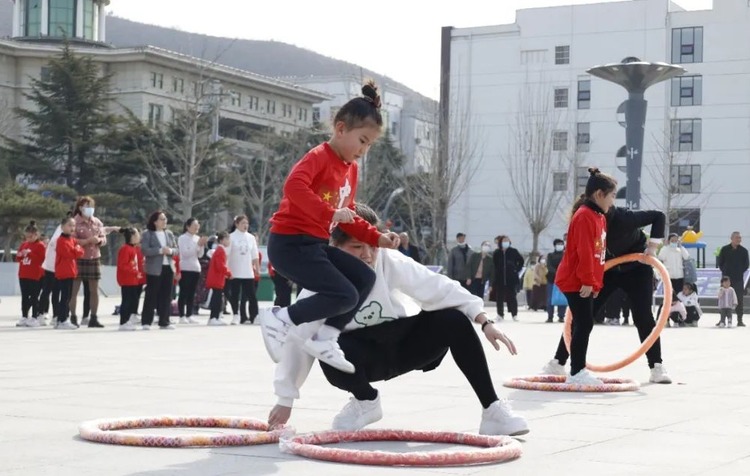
[117, 244, 143, 287]
[55, 234, 84, 280]
[206, 245, 231, 290]
[555, 203, 607, 294]
[17, 240, 46, 280]
[269, 142, 381, 247]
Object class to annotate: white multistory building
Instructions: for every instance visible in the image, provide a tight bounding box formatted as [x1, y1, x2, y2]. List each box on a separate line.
[444, 0, 750, 264]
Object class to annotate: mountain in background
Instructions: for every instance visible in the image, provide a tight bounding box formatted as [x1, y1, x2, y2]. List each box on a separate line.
[0, 5, 433, 104]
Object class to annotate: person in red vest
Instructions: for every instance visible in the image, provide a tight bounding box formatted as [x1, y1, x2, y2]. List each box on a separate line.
[117, 227, 144, 331]
[55, 217, 85, 330]
[16, 221, 46, 328]
[206, 231, 232, 326]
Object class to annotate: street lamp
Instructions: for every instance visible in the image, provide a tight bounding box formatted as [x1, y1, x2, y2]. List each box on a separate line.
[587, 57, 685, 210]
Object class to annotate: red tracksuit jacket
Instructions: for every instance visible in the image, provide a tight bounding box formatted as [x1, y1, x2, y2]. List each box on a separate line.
[55, 234, 84, 280]
[117, 244, 143, 287]
[206, 246, 231, 290]
[269, 142, 381, 247]
[17, 240, 46, 280]
[555, 204, 607, 294]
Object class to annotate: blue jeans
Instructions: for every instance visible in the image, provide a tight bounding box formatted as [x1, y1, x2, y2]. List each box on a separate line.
[546, 283, 567, 320]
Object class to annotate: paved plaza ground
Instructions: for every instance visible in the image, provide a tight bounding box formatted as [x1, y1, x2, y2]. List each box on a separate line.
[1, 295, 749, 476]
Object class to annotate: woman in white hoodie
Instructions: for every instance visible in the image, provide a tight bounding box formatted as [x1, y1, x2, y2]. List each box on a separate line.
[658, 233, 691, 297]
[268, 205, 528, 437]
[227, 215, 260, 325]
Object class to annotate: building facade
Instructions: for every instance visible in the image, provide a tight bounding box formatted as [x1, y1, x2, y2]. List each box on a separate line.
[444, 0, 750, 264]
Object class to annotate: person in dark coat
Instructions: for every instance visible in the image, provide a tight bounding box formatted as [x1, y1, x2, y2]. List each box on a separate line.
[717, 231, 749, 326]
[447, 233, 472, 289]
[545, 238, 566, 323]
[491, 235, 524, 321]
[467, 241, 494, 299]
[398, 232, 422, 264]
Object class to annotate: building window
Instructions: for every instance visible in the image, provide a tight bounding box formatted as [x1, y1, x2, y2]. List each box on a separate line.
[82, 0, 95, 40]
[230, 91, 241, 107]
[552, 131, 568, 151]
[172, 77, 184, 94]
[40, 66, 50, 81]
[671, 119, 702, 151]
[24, 0, 42, 36]
[553, 172, 568, 192]
[312, 107, 321, 123]
[669, 208, 701, 236]
[148, 103, 163, 127]
[266, 99, 276, 114]
[671, 75, 702, 106]
[671, 164, 701, 194]
[150, 72, 163, 89]
[554, 88, 569, 108]
[555, 45, 570, 65]
[391, 121, 399, 136]
[576, 167, 589, 193]
[577, 80, 591, 109]
[576, 122, 590, 152]
[48, 0, 76, 37]
[672, 27, 703, 64]
[297, 107, 309, 122]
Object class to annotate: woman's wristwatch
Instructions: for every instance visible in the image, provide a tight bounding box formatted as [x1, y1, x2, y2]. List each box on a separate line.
[481, 320, 495, 331]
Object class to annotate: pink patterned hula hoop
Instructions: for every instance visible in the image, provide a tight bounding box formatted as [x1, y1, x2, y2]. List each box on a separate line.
[78, 416, 284, 447]
[280, 429, 522, 466]
[503, 375, 640, 392]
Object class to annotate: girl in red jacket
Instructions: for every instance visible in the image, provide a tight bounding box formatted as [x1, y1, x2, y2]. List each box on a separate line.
[206, 231, 231, 326]
[16, 221, 46, 328]
[117, 227, 143, 331]
[261, 81, 400, 374]
[55, 217, 85, 330]
[555, 168, 617, 386]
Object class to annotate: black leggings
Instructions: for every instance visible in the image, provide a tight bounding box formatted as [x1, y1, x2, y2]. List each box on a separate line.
[320, 309, 499, 409]
[209, 288, 224, 319]
[229, 278, 258, 322]
[141, 266, 174, 327]
[562, 292, 595, 376]
[120, 285, 141, 325]
[38, 270, 58, 316]
[19, 278, 41, 318]
[178, 271, 200, 317]
[57, 278, 74, 323]
[494, 285, 518, 317]
[268, 233, 376, 330]
[555, 264, 663, 369]
[272, 273, 293, 307]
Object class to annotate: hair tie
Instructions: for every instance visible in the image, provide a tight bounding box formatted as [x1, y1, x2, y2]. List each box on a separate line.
[362, 95, 382, 109]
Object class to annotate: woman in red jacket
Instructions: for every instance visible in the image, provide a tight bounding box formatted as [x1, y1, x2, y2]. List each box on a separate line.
[206, 231, 232, 326]
[117, 227, 143, 331]
[555, 168, 617, 386]
[16, 221, 46, 328]
[55, 217, 85, 330]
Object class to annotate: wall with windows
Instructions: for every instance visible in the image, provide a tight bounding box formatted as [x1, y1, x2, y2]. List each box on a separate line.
[12, 0, 105, 42]
[446, 0, 750, 263]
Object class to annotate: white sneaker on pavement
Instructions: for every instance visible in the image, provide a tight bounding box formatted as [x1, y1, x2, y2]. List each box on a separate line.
[302, 338, 355, 374]
[56, 320, 78, 330]
[332, 394, 383, 431]
[231, 315, 241, 325]
[208, 318, 228, 326]
[119, 322, 137, 331]
[187, 316, 199, 324]
[15, 318, 29, 327]
[178, 317, 189, 324]
[479, 399, 530, 436]
[649, 363, 672, 384]
[25, 318, 41, 328]
[541, 359, 567, 376]
[141, 325, 151, 331]
[565, 369, 603, 386]
[258, 307, 290, 363]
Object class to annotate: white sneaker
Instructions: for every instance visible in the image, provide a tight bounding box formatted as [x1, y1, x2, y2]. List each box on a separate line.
[649, 363, 672, 384]
[25, 318, 41, 328]
[231, 314, 241, 325]
[80, 317, 90, 327]
[141, 325, 151, 331]
[187, 316, 199, 324]
[479, 399, 530, 436]
[566, 369, 603, 386]
[56, 320, 78, 330]
[119, 322, 137, 331]
[179, 317, 189, 324]
[332, 394, 383, 431]
[15, 318, 29, 327]
[258, 307, 290, 363]
[159, 324, 176, 330]
[242, 319, 254, 325]
[302, 338, 355, 374]
[38, 314, 49, 326]
[512, 315, 518, 322]
[208, 318, 228, 326]
[128, 315, 140, 326]
[541, 359, 567, 376]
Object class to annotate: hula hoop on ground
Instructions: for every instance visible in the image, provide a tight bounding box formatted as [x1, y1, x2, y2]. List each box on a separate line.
[563, 253, 672, 373]
[78, 416, 285, 447]
[280, 429, 522, 466]
[503, 375, 640, 392]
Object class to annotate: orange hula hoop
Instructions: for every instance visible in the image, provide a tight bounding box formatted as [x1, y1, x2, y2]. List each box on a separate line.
[562, 253, 672, 373]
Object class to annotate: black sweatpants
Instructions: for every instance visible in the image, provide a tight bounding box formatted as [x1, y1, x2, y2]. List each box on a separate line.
[142, 266, 174, 327]
[320, 309, 499, 409]
[20, 278, 41, 318]
[57, 278, 74, 323]
[729, 275, 745, 323]
[272, 273, 293, 307]
[229, 278, 258, 323]
[178, 270, 200, 317]
[268, 233, 376, 330]
[468, 279, 486, 299]
[562, 292, 595, 376]
[495, 285, 518, 318]
[38, 270, 58, 316]
[209, 288, 224, 319]
[555, 264, 663, 369]
[120, 285, 141, 325]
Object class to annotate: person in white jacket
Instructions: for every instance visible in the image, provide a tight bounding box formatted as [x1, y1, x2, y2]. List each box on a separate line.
[268, 204, 528, 437]
[227, 215, 260, 325]
[177, 218, 208, 324]
[658, 233, 691, 297]
[36, 224, 63, 326]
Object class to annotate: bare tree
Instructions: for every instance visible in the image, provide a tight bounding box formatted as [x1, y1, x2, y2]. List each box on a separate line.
[502, 77, 569, 255]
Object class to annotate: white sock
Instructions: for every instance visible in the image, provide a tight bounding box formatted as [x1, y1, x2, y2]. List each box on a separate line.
[314, 324, 341, 341]
[273, 307, 293, 325]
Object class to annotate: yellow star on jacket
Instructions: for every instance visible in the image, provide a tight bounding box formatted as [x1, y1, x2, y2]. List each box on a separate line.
[322, 191, 332, 202]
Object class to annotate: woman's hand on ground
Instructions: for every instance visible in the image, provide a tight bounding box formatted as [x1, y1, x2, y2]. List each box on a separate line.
[268, 404, 292, 429]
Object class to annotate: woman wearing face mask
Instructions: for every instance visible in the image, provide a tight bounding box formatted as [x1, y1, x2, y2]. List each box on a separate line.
[491, 236, 524, 321]
[545, 239, 567, 323]
[466, 241, 494, 299]
[69, 196, 107, 328]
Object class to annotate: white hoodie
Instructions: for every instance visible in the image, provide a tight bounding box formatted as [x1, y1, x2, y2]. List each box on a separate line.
[273, 248, 485, 407]
[658, 245, 690, 279]
[227, 230, 259, 279]
[42, 226, 63, 272]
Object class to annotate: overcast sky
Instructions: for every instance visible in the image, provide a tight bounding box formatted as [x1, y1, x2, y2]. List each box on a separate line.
[107, 0, 712, 98]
